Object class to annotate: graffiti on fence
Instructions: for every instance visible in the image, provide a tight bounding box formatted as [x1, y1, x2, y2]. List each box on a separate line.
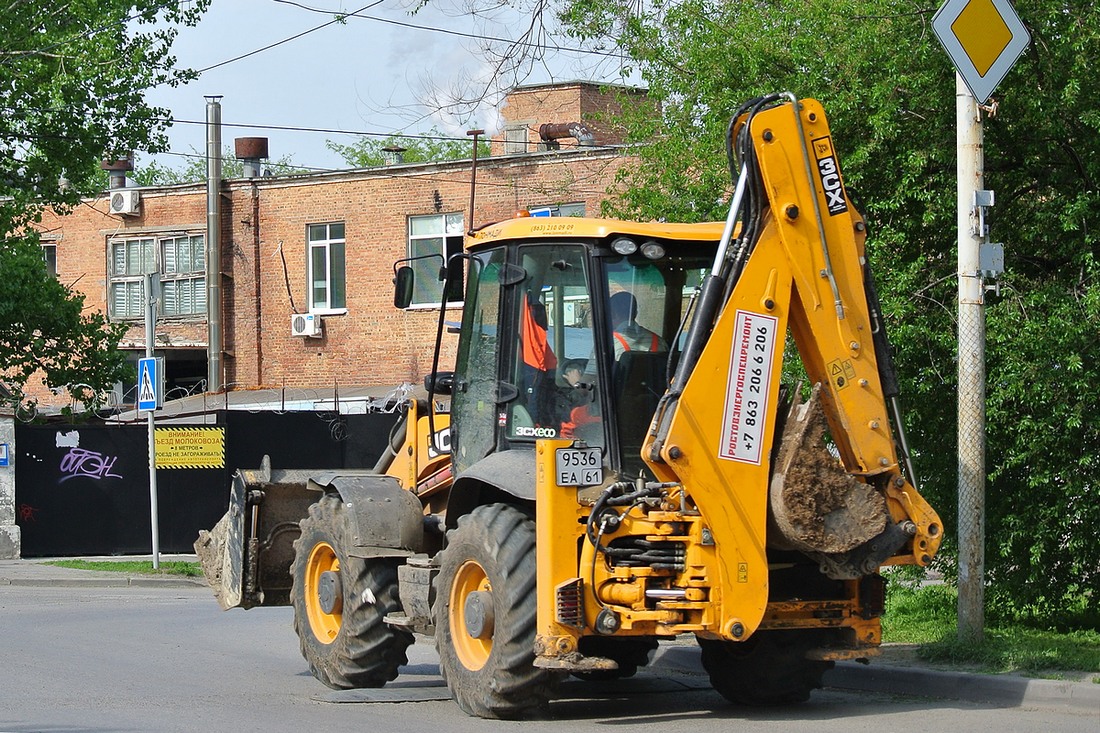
[58, 447, 124, 483]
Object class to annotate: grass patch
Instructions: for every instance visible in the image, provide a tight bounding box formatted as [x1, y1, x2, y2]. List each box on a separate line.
[45, 559, 201, 577]
[883, 580, 1100, 678]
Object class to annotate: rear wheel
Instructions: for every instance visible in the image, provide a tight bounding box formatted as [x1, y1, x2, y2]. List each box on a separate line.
[699, 630, 832, 706]
[434, 503, 562, 718]
[291, 494, 413, 689]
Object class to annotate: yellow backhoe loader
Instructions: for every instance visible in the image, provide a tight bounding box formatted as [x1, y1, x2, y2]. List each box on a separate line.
[196, 94, 941, 718]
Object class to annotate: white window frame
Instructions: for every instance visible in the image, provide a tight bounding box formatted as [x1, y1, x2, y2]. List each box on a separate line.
[307, 222, 348, 314]
[109, 237, 155, 319]
[108, 234, 206, 320]
[161, 235, 206, 317]
[406, 212, 465, 309]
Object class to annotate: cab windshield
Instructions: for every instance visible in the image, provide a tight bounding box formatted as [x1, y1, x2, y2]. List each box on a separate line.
[508, 241, 713, 476]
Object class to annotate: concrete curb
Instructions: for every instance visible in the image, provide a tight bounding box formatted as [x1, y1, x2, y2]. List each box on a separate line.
[652, 645, 1099, 714]
[826, 661, 1100, 714]
[0, 574, 207, 589]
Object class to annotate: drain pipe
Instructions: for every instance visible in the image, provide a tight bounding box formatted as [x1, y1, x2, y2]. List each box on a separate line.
[206, 96, 224, 392]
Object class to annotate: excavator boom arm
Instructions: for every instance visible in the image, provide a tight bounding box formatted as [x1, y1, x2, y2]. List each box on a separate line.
[640, 96, 941, 635]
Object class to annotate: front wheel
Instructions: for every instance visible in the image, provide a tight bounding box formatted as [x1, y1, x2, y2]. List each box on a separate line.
[433, 503, 562, 718]
[699, 630, 833, 706]
[291, 494, 413, 689]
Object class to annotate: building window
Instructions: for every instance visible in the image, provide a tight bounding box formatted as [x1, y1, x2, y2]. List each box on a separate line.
[504, 124, 529, 154]
[308, 222, 346, 311]
[407, 213, 464, 307]
[109, 234, 206, 319]
[528, 202, 586, 218]
[161, 235, 206, 316]
[40, 241, 57, 277]
[109, 237, 155, 319]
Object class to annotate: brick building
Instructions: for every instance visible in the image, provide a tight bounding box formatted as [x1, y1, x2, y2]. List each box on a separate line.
[29, 82, 644, 411]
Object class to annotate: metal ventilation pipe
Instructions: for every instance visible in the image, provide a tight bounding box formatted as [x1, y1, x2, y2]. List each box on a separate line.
[206, 96, 224, 392]
[381, 145, 407, 166]
[538, 122, 596, 147]
[101, 154, 134, 189]
[234, 137, 269, 178]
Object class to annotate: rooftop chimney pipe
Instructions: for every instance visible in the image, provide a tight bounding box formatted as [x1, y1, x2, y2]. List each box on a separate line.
[538, 122, 596, 148]
[101, 153, 134, 189]
[234, 137, 269, 178]
[206, 96, 224, 392]
[381, 145, 406, 166]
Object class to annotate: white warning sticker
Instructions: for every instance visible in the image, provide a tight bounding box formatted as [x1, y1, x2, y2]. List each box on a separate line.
[719, 310, 778, 464]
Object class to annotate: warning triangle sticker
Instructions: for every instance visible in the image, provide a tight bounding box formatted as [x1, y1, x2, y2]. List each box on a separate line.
[139, 366, 156, 405]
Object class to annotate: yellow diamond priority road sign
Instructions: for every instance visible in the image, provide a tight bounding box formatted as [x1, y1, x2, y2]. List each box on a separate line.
[933, 0, 1030, 104]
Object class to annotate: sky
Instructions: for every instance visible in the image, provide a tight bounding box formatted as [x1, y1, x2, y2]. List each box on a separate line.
[141, 0, 635, 174]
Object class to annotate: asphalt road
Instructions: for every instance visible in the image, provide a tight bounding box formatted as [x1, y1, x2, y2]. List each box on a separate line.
[0, 583, 1094, 733]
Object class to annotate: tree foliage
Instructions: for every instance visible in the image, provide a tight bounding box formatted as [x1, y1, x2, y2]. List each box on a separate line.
[538, 0, 1099, 617]
[326, 128, 490, 168]
[0, 236, 130, 412]
[125, 150, 309, 186]
[0, 1, 209, 408]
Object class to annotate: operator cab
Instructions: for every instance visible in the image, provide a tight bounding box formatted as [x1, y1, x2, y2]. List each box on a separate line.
[435, 225, 718, 480]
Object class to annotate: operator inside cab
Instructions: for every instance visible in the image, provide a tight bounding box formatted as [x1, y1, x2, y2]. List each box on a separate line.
[609, 291, 668, 356]
[501, 241, 710, 474]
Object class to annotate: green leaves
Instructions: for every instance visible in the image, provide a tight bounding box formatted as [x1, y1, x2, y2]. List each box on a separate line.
[0, 236, 130, 408]
[325, 128, 490, 168]
[554, 0, 1100, 617]
[0, 2, 210, 410]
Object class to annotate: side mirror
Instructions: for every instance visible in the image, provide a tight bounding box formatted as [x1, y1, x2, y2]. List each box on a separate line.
[393, 266, 414, 308]
[424, 371, 455, 395]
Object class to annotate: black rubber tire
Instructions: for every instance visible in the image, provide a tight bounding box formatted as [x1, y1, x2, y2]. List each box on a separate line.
[433, 503, 562, 719]
[573, 636, 659, 680]
[291, 494, 413, 689]
[699, 630, 833, 706]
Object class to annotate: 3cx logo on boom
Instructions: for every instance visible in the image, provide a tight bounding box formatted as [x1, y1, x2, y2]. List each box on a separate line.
[813, 137, 848, 216]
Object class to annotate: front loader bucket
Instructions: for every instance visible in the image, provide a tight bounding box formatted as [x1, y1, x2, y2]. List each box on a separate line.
[194, 456, 318, 610]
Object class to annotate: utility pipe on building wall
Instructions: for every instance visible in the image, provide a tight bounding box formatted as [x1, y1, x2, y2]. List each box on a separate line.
[206, 96, 224, 392]
[466, 129, 484, 235]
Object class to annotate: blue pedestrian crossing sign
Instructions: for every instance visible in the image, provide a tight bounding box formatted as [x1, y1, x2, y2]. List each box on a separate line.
[137, 357, 161, 412]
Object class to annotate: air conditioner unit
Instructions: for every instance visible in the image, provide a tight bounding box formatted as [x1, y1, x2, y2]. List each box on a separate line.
[290, 313, 323, 338]
[109, 189, 141, 216]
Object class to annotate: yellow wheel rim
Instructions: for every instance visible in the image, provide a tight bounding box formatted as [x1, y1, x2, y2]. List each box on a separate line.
[450, 560, 493, 671]
[305, 541, 341, 644]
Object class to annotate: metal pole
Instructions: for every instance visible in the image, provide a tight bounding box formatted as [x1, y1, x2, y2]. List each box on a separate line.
[206, 96, 223, 392]
[145, 273, 160, 570]
[956, 73, 985, 640]
[466, 129, 484, 235]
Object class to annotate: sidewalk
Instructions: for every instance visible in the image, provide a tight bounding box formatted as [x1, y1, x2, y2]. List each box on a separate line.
[2, 555, 1096, 715]
[0, 554, 207, 589]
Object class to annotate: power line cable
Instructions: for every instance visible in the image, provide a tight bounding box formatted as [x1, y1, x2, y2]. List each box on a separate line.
[272, 0, 628, 59]
[157, 115, 480, 142]
[196, 0, 385, 74]
[147, 148, 620, 196]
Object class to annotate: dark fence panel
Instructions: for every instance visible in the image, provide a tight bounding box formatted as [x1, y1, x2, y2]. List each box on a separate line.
[223, 411, 399, 471]
[14, 425, 189, 556]
[15, 410, 401, 557]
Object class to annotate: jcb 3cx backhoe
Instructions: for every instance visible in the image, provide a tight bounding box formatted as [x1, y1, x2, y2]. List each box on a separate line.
[196, 94, 942, 719]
